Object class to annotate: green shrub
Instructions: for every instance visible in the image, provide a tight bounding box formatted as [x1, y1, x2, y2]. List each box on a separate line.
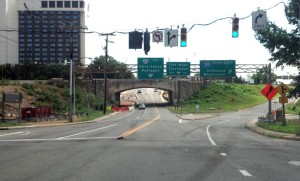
[22, 83, 35, 92]
[1, 78, 9, 85]
[296, 126, 300, 136]
[52, 97, 67, 112]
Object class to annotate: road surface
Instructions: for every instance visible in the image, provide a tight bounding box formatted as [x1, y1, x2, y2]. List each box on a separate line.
[0, 88, 299, 181]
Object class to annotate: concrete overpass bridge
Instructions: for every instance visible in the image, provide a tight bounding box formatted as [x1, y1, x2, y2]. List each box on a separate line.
[78, 79, 203, 106]
[76, 63, 267, 106]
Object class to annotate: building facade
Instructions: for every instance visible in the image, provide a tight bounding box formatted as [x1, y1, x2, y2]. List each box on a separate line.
[0, 0, 87, 65]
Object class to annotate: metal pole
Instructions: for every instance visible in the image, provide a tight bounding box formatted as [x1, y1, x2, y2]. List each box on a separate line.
[73, 62, 76, 117]
[69, 56, 73, 122]
[268, 63, 272, 124]
[282, 85, 286, 126]
[69, 27, 73, 122]
[103, 35, 108, 115]
[2, 93, 4, 123]
[177, 79, 180, 109]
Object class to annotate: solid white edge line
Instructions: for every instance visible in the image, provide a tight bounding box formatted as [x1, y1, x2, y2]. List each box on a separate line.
[206, 125, 216, 146]
[0, 132, 25, 137]
[239, 170, 252, 177]
[0, 137, 116, 142]
[206, 120, 232, 146]
[57, 124, 118, 139]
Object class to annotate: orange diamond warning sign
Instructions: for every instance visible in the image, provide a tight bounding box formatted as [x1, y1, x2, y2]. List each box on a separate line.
[261, 84, 277, 100]
[275, 83, 290, 96]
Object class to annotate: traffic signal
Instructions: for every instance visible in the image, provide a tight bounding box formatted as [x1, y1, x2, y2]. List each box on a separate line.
[129, 31, 143, 49]
[180, 28, 187, 47]
[144, 31, 150, 55]
[232, 17, 239, 38]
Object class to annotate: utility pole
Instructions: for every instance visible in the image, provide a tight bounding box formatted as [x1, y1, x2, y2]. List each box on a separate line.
[100, 33, 115, 115]
[61, 22, 87, 122]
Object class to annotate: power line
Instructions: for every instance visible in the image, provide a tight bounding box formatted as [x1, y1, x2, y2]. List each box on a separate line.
[85, 1, 288, 35]
[0, 34, 18, 44]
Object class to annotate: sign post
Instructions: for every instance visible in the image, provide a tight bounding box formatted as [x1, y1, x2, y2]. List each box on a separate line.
[166, 62, 190, 76]
[275, 83, 290, 125]
[200, 60, 236, 78]
[252, 10, 267, 31]
[137, 58, 164, 79]
[152, 31, 163, 43]
[164, 30, 178, 47]
[261, 83, 277, 124]
[2, 92, 22, 123]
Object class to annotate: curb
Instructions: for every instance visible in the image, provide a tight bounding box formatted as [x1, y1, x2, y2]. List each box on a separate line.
[245, 119, 300, 141]
[175, 114, 217, 120]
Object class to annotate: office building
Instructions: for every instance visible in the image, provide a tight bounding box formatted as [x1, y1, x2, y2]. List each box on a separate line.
[0, 0, 87, 65]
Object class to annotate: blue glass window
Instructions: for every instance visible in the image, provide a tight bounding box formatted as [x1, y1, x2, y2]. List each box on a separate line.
[64, 1, 71, 8]
[72, 1, 79, 8]
[57, 1, 63, 8]
[41, 1, 48, 8]
[49, 1, 55, 8]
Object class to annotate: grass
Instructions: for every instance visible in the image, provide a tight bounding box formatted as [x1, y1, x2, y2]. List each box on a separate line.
[257, 121, 300, 135]
[0, 122, 20, 128]
[167, 82, 300, 135]
[170, 83, 266, 114]
[285, 102, 300, 115]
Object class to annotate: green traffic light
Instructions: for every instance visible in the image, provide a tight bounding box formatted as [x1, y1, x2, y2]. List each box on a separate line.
[181, 41, 187, 47]
[232, 31, 239, 38]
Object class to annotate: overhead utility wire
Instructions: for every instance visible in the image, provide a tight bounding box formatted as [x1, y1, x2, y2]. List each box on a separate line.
[91, 2, 286, 34]
[0, 1, 288, 37]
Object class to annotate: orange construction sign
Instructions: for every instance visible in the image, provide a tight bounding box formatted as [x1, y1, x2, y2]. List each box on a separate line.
[261, 84, 277, 100]
[275, 83, 290, 96]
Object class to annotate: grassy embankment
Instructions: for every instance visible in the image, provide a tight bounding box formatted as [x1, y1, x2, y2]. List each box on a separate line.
[170, 83, 266, 113]
[257, 101, 300, 135]
[169, 83, 300, 135]
[0, 82, 111, 127]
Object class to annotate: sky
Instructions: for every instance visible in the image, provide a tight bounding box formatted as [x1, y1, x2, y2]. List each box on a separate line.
[84, 0, 298, 77]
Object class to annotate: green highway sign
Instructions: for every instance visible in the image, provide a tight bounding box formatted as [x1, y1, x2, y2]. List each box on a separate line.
[138, 58, 164, 79]
[166, 62, 190, 76]
[200, 60, 236, 78]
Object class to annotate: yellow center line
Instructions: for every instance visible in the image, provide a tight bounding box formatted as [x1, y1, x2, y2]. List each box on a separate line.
[118, 114, 160, 139]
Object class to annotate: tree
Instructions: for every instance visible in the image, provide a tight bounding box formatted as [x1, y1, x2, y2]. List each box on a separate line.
[87, 56, 135, 79]
[251, 65, 276, 84]
[255, 0, 300, 69]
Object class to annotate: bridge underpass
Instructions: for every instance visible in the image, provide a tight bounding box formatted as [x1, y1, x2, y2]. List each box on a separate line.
[79, 63, 268, 107]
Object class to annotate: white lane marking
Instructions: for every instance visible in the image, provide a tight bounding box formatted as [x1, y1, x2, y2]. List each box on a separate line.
[239, 170, 252, 177]
[206, 125, 216, 146]
[20, 131, 31, 135]
[288, 161, 300, 166]
[102, 109, 135, 122]
[179, 119, 189, 124]
[220, 153, 227, 156]
[206, 120, 232, 146]
[0, 137, 116, 142]
[57, 124, 118, 139]
[0, 131, 30, 137]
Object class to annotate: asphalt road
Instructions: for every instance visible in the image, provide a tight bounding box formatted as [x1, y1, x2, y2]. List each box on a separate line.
[0, 88, 299, 181]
